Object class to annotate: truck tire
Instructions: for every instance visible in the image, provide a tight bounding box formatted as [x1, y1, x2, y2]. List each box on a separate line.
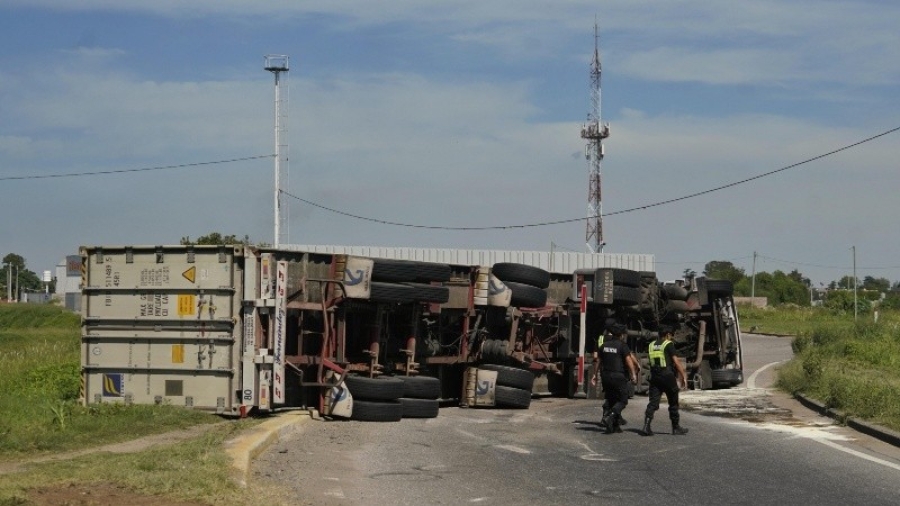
[372, 259, 452, 283]
[403, 283, 450, 304]
[705, 279, 734, 297]
[344, 375, 404, 401]
[369, 282, 416, 304]
[399, 397, 440, 418]
[351, 399, 403, 422]
[396, 375, 441, 399]
[611, 286, 642, 306]
[598, 268, 642, 288]
[477, 364, 535, 391]
[712, 368, 743, 387]
[494, 385, 532, 409]
[504, 281, 548, 308]
[491, 263, 550, 289]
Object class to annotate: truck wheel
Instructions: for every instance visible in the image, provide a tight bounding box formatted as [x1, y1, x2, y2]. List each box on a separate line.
[351, 399, 403, 422]
[712, 368, 743, 387]
[399, 397, 440, 418]
[504, 281, 548, 308]
[491, 263, 550, 289]
[344, 375, 404, 401]
[396, 375, 442, 399]
[598, 268, 642, 288]
[494, 385, 532, 409]
[705, 279, 734, 297]
[477, 364, 535, 390]
[369, 282, 416, 303]
[403, 283, 450, 304]
[372, 259, 452, 283]
[611, 286, 642, 306]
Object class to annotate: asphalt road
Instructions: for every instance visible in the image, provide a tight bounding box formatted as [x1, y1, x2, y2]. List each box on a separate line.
[252, 333, 900, 505]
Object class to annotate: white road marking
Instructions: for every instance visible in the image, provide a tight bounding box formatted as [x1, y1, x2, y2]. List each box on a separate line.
[494, 444, 531, 454]
[747, 360, 786, 389]
[815, 438, 900, 472]
[740, 421, 900, 472]
[323, 488, 346, 499]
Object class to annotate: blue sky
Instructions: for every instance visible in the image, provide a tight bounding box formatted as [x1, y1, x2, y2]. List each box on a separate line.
[1, 1, 898, 286]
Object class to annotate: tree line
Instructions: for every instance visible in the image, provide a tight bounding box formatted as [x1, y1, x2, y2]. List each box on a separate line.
[694, 260, 900, 311]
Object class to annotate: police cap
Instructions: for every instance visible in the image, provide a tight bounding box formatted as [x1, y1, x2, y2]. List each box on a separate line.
[607, 323, 628, 336]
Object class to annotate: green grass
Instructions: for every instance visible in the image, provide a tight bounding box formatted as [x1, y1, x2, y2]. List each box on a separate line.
[0, 420, 284, 506]
[741, 304, 900, 432]
[0, 304, 283, 505]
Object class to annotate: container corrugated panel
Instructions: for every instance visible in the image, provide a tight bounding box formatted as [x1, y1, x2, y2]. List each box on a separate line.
[80, 245, 243, 414]
[285, 245, 655, 274]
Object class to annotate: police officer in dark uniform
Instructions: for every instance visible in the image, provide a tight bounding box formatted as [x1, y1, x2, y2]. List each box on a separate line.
[592, 324, 613, 428]
[641, 324, 689, 436]
[592, 323, 638, 434]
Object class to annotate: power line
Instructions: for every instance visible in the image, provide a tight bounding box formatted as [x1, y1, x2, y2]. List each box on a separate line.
[283, 125, 899, 230]
[0, 154, 275, 181]
[756, 254, 900, 271]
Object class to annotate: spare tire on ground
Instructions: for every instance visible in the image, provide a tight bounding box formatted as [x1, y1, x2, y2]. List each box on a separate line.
[351, 399, 403, 422]
[344, 375, 404, 401]
[477, 364, 535, 391]
[494, 385, 532, 409]
[399, 397, 440, 418]
[396, 375, 441, 399]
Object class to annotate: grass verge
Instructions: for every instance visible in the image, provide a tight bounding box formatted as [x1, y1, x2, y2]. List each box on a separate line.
[0, 304, 289, 505]
[745, 306, 900, 433]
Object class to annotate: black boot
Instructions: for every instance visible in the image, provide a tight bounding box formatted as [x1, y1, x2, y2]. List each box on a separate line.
[672, 422, 689, 435]
[603, 413, 617, 434]
[641, 417, 653, 436]
[599, 407, 611, 429]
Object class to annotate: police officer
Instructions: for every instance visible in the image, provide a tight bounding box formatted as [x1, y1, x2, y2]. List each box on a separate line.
[641, 324, 689, 436]
[592, 324, 613, 427]
[592, 323, 638, 434]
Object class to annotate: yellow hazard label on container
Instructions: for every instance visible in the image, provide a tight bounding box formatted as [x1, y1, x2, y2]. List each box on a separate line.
[182, 266, 196, 283]
[177, 295, 196, 316]
[172, 344, 185, 364]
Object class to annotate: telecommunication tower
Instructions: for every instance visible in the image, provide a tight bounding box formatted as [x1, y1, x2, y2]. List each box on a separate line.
[580, 23, 610, 253]
[265, 55, 290, 247]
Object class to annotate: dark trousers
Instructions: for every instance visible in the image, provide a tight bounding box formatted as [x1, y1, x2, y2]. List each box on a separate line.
[601, 372, 630, 417]
[645, 371, 680, 424]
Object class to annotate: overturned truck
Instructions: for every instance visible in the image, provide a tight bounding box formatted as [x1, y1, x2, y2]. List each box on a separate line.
[80, 245, 742, 420]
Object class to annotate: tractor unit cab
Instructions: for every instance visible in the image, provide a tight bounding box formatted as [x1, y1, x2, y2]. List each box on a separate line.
[575, 269, 743, 393]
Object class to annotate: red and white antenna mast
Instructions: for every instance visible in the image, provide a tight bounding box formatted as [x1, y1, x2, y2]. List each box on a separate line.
[580, 22, 610, 253]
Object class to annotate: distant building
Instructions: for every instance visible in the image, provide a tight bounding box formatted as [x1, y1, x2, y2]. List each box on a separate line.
[54, 255, 82, 312]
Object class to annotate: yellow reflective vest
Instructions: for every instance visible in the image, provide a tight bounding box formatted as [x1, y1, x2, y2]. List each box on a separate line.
[648, 339, 673, 369]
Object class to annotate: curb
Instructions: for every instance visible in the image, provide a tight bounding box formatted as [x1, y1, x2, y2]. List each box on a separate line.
[225, 409, 317, 486]
[794, 393, 900, 449]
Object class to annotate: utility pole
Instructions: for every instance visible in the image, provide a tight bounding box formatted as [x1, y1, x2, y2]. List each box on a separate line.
[581, 21, 610, 253]
[852, 245, 857, 321]
[751, 251, 757, 299]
